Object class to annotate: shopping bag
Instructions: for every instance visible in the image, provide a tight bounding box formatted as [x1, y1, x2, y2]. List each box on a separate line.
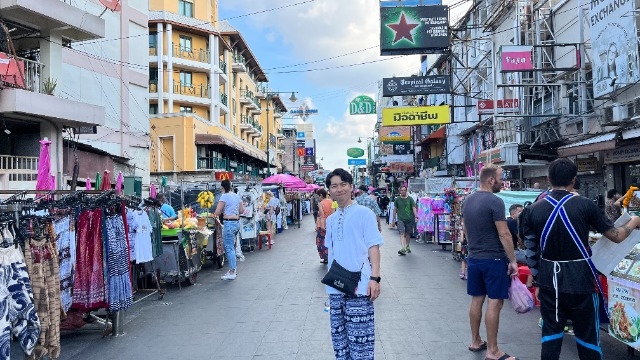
[508, 276, 534, 313]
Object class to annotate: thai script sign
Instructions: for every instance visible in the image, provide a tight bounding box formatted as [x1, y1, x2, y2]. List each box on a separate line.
[382, 75, 450, 96]
[381, 105, 450, 126]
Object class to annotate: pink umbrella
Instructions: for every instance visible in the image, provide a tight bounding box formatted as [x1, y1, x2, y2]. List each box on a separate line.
[150, 183, 157, 198]
[36, 138, 53, 192]
[100, 170, 111, 190]
[262, 174, 306, 188]
[115, 172, 124, 195]
[86, 177, 92, 190]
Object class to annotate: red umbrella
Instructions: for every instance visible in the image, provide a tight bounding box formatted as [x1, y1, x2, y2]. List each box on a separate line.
[36, 138, 53, 192]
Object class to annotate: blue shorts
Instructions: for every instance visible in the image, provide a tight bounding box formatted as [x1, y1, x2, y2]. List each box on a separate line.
[466, 258, 510, 299]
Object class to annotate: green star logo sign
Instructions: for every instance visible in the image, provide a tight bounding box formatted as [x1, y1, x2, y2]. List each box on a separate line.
[380, 6, 450, 56]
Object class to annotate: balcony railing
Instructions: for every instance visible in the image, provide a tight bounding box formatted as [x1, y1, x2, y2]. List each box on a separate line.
[172, 45, 210, 63]
[197, 157, 228, 170]
[220, 93, 228, 106]
[0, 155, 39, 183]
[0, 54, 45, 94]
[233, 54, 245, 64]
[149, 80, 158, 93]
[174, 82, 209, 98]
[219, 60, 227, 73]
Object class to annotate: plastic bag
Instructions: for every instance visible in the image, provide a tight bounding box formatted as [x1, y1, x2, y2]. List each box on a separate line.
[509, 276, 534, 313]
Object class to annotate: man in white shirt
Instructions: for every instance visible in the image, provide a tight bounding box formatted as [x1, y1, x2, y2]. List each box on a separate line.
[325, 168, 383, 360]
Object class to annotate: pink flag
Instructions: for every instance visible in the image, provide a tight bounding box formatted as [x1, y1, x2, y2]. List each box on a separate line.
[86, 177, 92, 190]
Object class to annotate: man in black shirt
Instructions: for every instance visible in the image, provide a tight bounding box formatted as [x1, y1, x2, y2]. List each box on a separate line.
[521, 158, 640, 360]
[506, 204, 525, 263]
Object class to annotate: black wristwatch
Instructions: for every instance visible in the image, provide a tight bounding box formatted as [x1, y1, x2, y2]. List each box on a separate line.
[370, 276, 381, 283]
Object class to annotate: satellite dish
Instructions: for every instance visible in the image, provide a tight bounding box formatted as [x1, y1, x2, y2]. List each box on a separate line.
[99, 0, 122, 15]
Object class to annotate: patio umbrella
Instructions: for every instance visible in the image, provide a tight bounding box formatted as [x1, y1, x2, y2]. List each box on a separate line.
[95, 172, 102, 190]
[262, 173, 306, 188]
[100, 170, 111, 190]
[115, 172, 124, 195]
[150, 183, 157, 198]
[86, 177, 92, 190]
[36, 138, 53, 192]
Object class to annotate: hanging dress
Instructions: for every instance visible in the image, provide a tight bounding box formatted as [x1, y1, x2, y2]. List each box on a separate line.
[72, 208, 106, 311]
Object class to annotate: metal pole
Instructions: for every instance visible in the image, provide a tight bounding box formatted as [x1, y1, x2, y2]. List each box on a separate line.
[578, 0, 587, 134]
[266, 97, 270, 176]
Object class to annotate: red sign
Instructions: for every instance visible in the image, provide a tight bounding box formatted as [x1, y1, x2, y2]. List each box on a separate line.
[301, 165, 316, 171]
[214, 172, 233, 181]
[477, 99, 520, 114]
[297, 148, 305, 157]
[99, 0, 122, 11]
[0, 52, 25, 88]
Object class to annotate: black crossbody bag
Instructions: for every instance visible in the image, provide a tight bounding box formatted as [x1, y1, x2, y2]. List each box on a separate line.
[321, 226, 364, 295]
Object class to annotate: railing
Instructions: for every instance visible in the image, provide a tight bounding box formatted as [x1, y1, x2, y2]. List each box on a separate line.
[174, 82, 209, 98]
[197, 157, 228, 170]
[240, 89, 254, 103]
[219, 60, 227, 73]
[220, 93, 228, 106]
[0, 54, 44, 93]
[149, 47, 157, 56]
[0, 155, 39, 183]
[233, 54, 245, 64]
[172, 45, 209, 63]
[149, 80, 158, 93]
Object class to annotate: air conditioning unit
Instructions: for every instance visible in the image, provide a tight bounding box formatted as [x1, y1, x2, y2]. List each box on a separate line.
[613, 103, 629, 121]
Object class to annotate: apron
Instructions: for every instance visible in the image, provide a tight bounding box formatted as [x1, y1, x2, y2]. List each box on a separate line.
[541, 194, 609, 322]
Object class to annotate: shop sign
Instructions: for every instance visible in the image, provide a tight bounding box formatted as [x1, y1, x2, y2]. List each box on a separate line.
[380, 144, 394, 155]
[381, 105, 450, 126]
[301, 165, 315, 171]
[389, 162, 414, 173]
[382, 75, 450, 96]
[215, 172, 233, 181]
[348, 158, 367, 166]
[392, 143, 411, 155]
[297, 148, 305, 157]
[380, 5, 449, 56]
[476, 99, 519, 114]
[349, 95, 376, 115]
[604, 144, 640, 163]
[607, 276, 640, 349]
[229, 161, 238, 168]
[347, 148, 365, 158]
[500, 45, 534, 72]
[576, 157, 598, 172]
[305, 147, 315, 156]
[379, 126, 410, 142]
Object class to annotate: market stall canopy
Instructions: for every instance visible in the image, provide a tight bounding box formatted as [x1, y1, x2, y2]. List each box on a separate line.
[262, 174, 306, 188]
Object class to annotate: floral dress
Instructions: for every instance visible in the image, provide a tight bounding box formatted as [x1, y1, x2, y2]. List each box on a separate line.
[315, 199, 335, 261]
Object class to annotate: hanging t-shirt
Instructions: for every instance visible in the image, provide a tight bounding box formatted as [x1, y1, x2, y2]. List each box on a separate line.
[147, 208, 163, 258]
[129, 209, 154, 263]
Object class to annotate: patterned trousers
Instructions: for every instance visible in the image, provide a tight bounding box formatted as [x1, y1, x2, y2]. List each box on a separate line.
[329, 294, 375, 360]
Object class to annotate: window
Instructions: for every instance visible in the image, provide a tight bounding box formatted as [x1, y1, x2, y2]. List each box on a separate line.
[180, 106, 193, 113]
[149, 33, 157, 48]
[179, 71, 192, 86]
[178, 0, 194, 17]
[149, 68, 158, 83]
[149, 104, 158, 114]
[179, 35, 192, 52]
[232, 73, 237, 88]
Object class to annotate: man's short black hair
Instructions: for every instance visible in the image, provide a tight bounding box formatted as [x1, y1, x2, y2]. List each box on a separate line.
[325, 168, 353, 188]
[607, 189, 619, 199]
[548, 158, 577, 187]
[509, 203, 523, 213]
[221, 179, 231, 192]
[358, 185, 368, 193]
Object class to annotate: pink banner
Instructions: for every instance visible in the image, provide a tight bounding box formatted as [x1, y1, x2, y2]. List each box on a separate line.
[501, 46, 533, 72]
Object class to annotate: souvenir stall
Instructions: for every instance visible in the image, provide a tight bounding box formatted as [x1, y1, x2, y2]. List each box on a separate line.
[238, 184, 262, 252]
[261, 174, 307, 230]
[590, 188, 640, 353]
[0, 188, 150, 358]
[413, 177, 455, 249]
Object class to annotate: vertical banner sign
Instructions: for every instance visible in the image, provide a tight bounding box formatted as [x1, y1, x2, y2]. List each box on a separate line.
[500, 46, 534, 72]
[297, 148, 305, 157]
[349, 95, 377, 115]
[589, 0, 640, 98]
[380, 5, 449, 56]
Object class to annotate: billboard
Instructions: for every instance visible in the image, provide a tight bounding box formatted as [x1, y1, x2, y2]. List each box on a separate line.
[381, 105, 450, 126]
[589, 0, 640, 98]
[500, 46, 534, 72]
[380, 6, 449, 55]
[349, 95, 376, 115]
[382, 75, 450, 96]
[379, 126, 411, 142]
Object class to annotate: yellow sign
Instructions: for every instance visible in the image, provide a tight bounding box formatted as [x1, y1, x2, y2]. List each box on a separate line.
[382, 105, 450, 126]
[379, 126, 410, 142]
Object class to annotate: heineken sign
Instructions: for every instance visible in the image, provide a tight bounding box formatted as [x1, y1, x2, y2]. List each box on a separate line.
[380, 5, 449, 56]
[349, 95, 376, 115]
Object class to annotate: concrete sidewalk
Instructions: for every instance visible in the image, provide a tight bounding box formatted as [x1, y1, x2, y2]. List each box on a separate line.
[39, 214, 637, 359]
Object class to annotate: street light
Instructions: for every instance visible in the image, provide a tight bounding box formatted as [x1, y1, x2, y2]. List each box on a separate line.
[265, 91, 297, 176]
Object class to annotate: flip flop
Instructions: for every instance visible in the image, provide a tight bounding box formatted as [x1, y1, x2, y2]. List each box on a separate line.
[468, 341, 487, 352]
[486, 353, 518, 360]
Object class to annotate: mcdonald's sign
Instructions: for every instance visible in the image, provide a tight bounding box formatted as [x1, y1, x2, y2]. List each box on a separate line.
[215, 171, 233, 181]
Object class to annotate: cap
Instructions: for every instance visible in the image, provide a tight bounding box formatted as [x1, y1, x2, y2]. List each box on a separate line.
[358, 185, 368, 192]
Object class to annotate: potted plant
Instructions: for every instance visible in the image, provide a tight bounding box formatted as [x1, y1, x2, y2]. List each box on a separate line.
[43, 77, 57, 95]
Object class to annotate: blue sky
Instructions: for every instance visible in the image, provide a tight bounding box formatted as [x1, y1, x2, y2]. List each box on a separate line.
[218, 0, 421, 171]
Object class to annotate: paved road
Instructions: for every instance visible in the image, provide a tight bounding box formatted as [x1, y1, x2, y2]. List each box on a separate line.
[14, 214, 638, 359]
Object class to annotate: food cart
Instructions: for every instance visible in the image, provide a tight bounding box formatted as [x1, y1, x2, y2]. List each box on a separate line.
[154, 227, 202, 287]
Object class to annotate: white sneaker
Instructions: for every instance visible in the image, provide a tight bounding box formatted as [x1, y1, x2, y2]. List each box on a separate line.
[237, 255, 245, 262]
[221, 271, 237, 280]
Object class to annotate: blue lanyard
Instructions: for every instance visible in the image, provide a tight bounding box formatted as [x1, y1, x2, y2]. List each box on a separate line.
[543, 194, 609, 318]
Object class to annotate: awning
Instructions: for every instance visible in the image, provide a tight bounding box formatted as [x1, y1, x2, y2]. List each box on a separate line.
[195, 134, 267, 162]
[623, 127, 640, 140]
[416, 126, 446, 145]
[557, 133, 617, 157]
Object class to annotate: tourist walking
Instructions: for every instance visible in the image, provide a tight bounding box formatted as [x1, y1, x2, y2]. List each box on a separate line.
[212, 179, 244, 280]
[324, 168, 383, 360]
[315, 189, 334, 263]
[461, 164, 518, 360]
[521, 158, 640, 360]
[393, 185, 417, 255]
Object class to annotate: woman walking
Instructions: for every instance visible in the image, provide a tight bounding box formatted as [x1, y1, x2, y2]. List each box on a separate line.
[264, 191, 279, 244]
[315, 189, 334, 263]
[212, 179, 244, 280]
